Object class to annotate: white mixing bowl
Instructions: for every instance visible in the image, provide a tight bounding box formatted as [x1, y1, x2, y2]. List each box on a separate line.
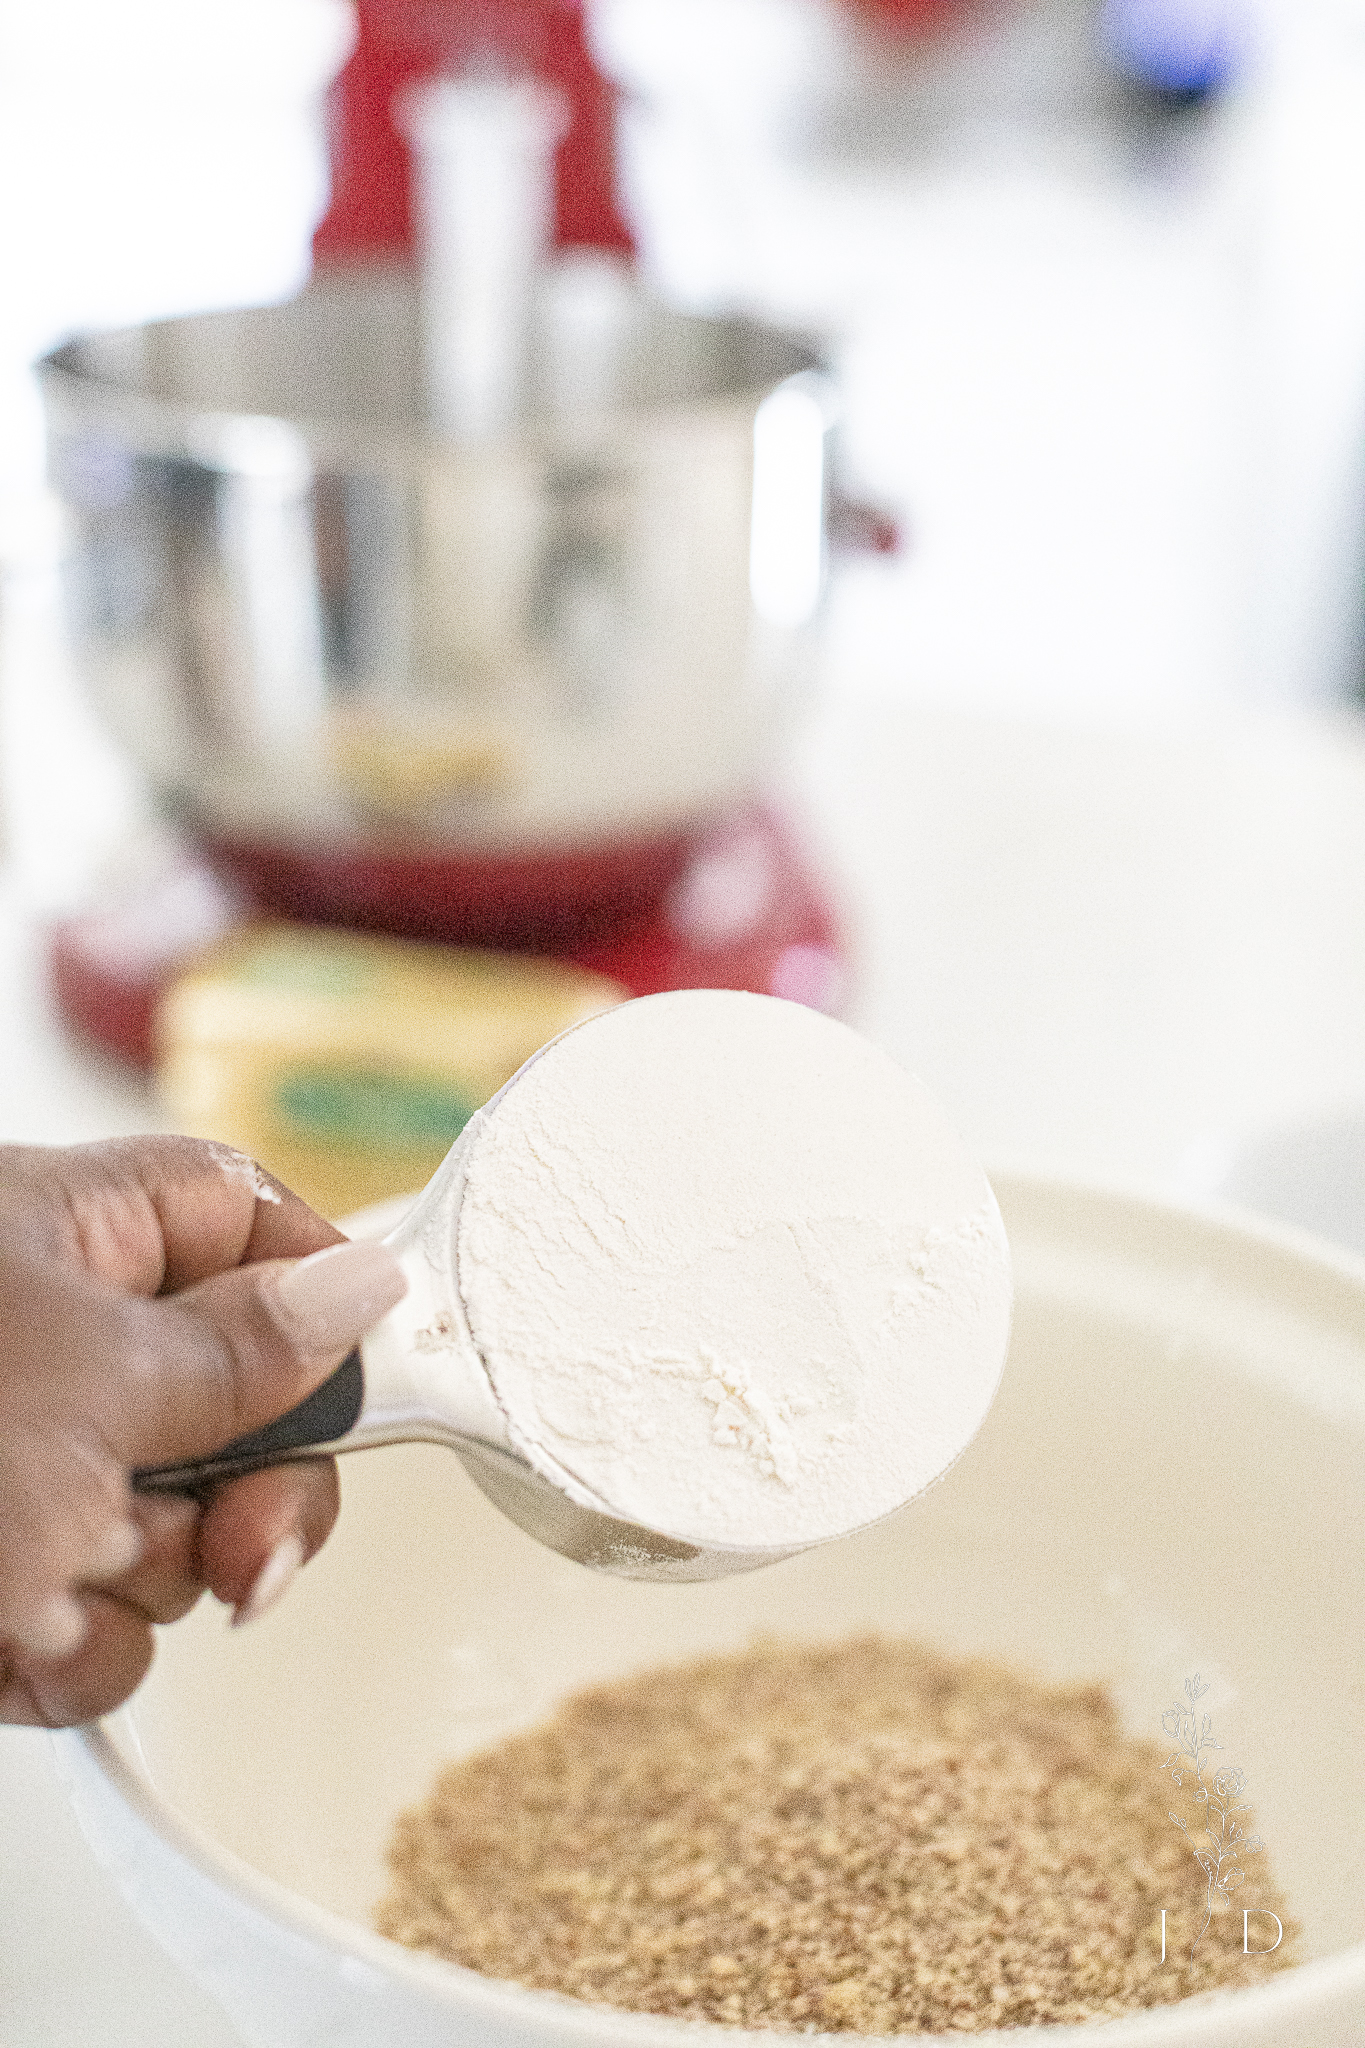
[55, 1175, 1365, 2045]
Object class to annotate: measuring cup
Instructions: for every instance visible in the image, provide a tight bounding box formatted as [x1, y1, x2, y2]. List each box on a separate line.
[135, 995, 1012, 1582]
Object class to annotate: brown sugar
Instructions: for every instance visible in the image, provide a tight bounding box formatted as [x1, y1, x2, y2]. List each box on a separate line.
[376, 1636, 1298, 2033]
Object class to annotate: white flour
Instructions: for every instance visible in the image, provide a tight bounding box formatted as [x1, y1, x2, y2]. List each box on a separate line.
[451, 991, 1012, 1554]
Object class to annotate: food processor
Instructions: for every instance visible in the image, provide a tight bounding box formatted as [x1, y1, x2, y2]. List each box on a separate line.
[38, 0, 882, 1202]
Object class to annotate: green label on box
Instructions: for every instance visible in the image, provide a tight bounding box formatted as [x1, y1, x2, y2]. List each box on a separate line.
[275, 1069, 476, 1149]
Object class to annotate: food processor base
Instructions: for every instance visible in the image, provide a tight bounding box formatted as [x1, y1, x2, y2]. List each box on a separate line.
[48, 806, 851, 1071]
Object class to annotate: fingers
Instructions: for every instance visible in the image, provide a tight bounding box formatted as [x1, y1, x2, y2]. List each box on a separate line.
[112, 1465, 338, 1622]
[0, 1458, 192, 1679]
[114, 1238, 407, 1469]
[0, 1494, 175, 1724]
[131, 1139, 350, 1284]
[198, 1460, 340, 1617]
[0, 1411, 136, 1661]
[88, 1462, 339, 1627]
[0, 1460, 341, 1726]
[0, 1138, 378, 1731]
[0, 1592, 157, 1728]
[115, 1492, 205, 1624]
[20, 1136, 348, 1294]
[0, 1223, 395, 1713]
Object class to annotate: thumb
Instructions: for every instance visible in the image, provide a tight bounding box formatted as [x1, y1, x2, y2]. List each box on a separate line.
[117, 1239, 408, 1469]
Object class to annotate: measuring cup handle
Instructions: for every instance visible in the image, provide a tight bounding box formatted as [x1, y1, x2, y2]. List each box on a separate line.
[131, 1349, 365, 1496]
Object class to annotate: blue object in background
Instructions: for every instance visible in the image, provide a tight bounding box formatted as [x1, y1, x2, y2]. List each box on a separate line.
[1099, 0, 1255, 100]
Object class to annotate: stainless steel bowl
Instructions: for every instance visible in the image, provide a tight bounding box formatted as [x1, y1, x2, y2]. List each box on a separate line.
[40, 269, 831, 903]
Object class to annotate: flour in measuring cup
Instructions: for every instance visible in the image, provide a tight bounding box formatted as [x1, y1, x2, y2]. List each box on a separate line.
[448, 991, 1012, 1555]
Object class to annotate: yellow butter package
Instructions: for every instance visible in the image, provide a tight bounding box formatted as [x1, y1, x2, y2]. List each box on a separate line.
[158, 923, 625, 1220]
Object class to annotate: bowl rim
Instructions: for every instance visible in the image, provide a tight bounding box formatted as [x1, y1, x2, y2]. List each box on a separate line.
[36, 275, 829, 475]
[56, 1168, 1365, 2043]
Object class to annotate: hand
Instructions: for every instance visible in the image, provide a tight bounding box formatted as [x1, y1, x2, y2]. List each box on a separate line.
[0, 1137, 406, 1727]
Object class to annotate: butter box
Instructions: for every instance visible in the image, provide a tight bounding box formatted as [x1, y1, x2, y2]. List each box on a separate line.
[158, 922, 624, 1219]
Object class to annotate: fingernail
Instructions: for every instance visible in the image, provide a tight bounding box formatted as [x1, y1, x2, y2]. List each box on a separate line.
[232, 1532, 305, 1628]
[272, 1240, 407, 1355]
[89, 1519, 143, 1581]
[18, 1594, 88, 1661]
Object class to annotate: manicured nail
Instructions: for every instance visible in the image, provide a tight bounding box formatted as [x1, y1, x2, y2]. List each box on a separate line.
[272, 1240, 407, 1355]
[89, 1518, 143, 1580]
[232, 1532, 305, 1628]
[19, 1594, 88, 1661]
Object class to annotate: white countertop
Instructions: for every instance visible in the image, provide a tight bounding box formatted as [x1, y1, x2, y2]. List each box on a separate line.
[794, 688, 1365, 1187]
